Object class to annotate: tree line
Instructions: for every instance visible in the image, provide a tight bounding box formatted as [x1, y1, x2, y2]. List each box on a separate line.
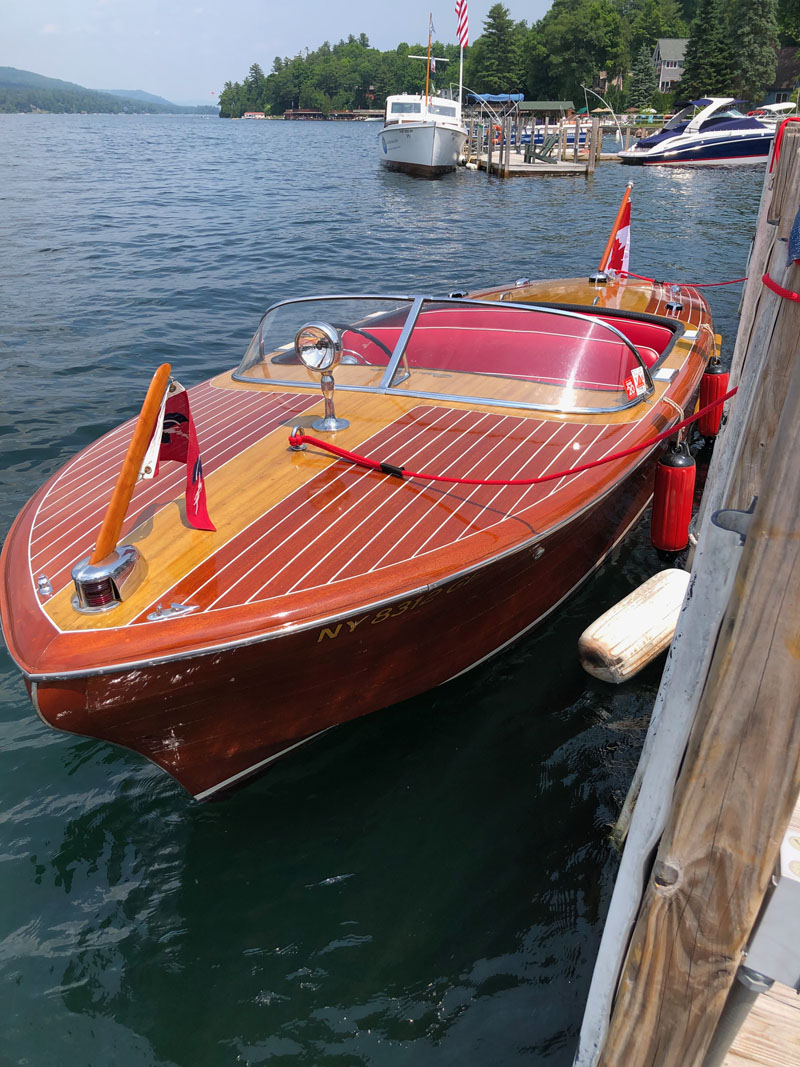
[219, 0, 797, 119]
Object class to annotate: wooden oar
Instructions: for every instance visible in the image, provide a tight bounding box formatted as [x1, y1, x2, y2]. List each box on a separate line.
[89, 363, 172, 565]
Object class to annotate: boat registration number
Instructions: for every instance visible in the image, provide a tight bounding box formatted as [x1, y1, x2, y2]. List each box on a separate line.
[317, 574, 475, 642]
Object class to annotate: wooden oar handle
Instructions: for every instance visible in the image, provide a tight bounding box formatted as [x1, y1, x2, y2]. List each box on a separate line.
[89, 363, 172, 565]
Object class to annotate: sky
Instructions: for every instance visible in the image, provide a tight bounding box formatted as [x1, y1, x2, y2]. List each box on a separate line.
[2, 0, 552, 105]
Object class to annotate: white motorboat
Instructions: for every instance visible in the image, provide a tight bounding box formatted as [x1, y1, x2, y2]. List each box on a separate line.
[378, 17, 467, 177]
[619, 97, 776, 166]
[379, 93, 467, 176]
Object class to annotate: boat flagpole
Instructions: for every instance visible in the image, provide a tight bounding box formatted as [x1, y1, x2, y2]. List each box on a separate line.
[455, 0, 469, 105]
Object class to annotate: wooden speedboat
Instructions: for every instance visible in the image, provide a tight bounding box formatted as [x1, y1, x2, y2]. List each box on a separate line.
[0, 207, 716, 798]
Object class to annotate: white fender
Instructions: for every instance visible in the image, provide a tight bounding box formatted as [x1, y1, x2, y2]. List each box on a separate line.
[578, 568, 691, 684]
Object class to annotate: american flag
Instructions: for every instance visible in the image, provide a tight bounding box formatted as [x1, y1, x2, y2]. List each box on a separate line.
[455, 0, 469, 48]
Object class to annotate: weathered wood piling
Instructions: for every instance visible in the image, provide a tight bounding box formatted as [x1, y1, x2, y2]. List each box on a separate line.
[574, 124, 800, 1067]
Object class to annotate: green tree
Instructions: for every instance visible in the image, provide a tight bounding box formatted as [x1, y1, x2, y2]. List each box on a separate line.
[468, 4, 527, 92]
[624, 0, 688, 61]
[243, 62, 267, 111]
[628, 42, 659, 107]
[730, 0, 778, 102]
[679, 0, 735, 98]
[527, 0, 625, 102]
[777, 0, 800, 41]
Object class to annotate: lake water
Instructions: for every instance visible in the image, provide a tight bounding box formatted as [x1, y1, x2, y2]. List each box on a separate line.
[0, 114, 763, 1066]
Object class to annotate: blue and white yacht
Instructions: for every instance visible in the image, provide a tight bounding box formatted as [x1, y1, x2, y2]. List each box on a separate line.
[619, 97, 776, 166]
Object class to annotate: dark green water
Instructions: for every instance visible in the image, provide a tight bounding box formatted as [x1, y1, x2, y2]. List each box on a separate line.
[0, 115, 762, 1065]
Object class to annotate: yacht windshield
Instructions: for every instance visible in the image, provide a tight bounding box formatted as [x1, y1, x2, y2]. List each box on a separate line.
[235, 296, 660, 413]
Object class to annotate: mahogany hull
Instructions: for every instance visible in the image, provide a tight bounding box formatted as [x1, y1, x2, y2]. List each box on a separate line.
[0, 276, 715, 798]
[31, 452, 654, 798]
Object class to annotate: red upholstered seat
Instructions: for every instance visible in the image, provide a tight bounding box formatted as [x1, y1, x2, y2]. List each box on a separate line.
[341, 306, 672, 386]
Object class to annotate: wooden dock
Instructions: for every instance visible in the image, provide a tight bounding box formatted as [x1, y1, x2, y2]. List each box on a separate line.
[475, 153, 623, 177]
[466, 115, 623, 177]
[723, 790, 800, 1066]
[725, 983, 800, 1067]
[573, 123, 800, 1066]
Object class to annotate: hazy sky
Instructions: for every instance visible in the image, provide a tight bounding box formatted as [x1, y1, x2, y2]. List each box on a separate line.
[3, 0, 552, 105]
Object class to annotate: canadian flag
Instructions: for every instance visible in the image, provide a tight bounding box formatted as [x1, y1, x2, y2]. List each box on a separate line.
[606, 197, 630, 275]
[599, 182, 632, 277]
[139, 381, 215, 532]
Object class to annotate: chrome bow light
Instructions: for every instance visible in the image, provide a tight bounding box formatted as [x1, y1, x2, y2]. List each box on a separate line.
[71, 545, 147, 613]
[294, 321, 349, 432]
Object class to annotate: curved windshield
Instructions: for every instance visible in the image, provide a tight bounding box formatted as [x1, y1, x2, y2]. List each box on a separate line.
[235, 296, 661, 413]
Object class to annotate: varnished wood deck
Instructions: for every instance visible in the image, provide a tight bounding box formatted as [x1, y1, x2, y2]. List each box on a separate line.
[723, 793, 800, 1067]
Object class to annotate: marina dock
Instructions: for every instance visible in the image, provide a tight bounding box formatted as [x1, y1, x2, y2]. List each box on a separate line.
[723, 789, 800, 1066]
[474, 154, 622, 176]
[574, 122, 800, 1066]
[465, 115, 623, 176]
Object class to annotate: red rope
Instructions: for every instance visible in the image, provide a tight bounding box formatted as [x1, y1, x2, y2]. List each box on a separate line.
[618, 271, 747, 288]
[762, 272, 800, 303]
[769, 116, 800, 172]
[288, 386, 738, 487]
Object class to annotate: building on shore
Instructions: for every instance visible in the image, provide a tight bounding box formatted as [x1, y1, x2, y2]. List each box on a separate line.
[652, 38, 688, 93]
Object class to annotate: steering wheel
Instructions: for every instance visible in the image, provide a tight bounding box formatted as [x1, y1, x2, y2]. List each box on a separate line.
[333, 323, 393, 364]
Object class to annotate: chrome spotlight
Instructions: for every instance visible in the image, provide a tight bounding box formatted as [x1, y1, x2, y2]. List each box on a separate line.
[294, 322, 349, 432]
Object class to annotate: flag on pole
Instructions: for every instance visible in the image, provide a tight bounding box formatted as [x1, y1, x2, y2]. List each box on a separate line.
[598, 182, 632, 276]
[606, 197, 631, 275]
[455, 0, 469, 48]
[140, 381, 215, 531]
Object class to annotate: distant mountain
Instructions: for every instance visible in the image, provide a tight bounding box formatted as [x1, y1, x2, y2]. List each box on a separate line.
[0, 67, 217, 115]
[99, 88, 180, 109]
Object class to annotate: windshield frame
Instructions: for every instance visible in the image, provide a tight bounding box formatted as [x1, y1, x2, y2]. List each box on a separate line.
[233, 294, 660, 414]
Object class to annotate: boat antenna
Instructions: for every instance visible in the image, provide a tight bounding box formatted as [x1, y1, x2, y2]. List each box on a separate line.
[426, 14, 433, 105]
[581, 83, 624, 143]
[408, 16, 451, 105]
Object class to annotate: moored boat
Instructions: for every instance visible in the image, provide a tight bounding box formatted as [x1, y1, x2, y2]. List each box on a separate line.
[619, 97, 775, 166]
[378, 14, 467, 176]
[0, 190, 717, 799]
[379, 93, 467, 176]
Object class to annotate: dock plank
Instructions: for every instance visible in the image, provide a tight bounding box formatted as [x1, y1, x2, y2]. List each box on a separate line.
[724, 981, 800, 1067]
[724, 791, 800, 1067]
